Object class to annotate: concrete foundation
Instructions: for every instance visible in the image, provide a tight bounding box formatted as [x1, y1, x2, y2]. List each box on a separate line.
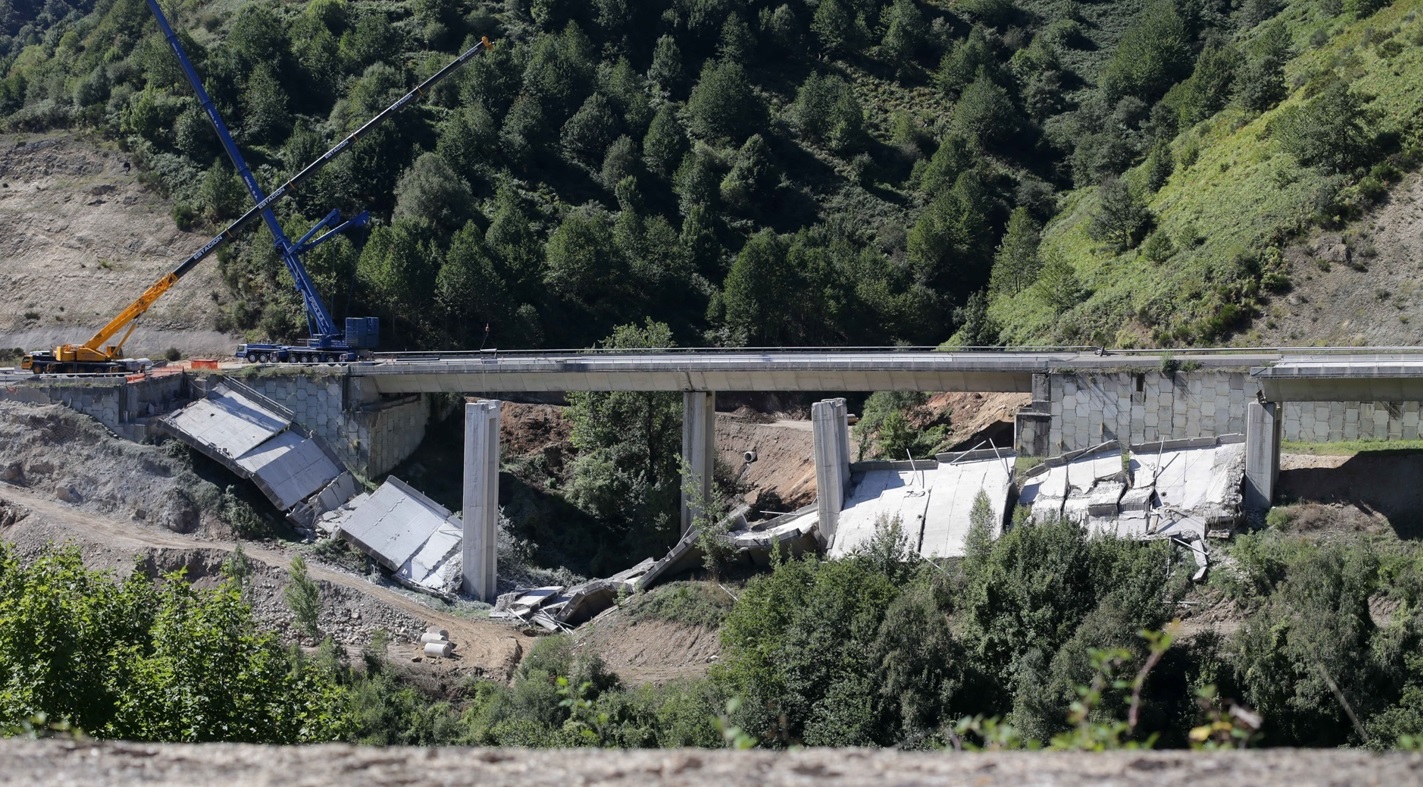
[680, 391, 717, 535]
[812, 398, 851, 546]
[1244, 400, 1281, 512]
[462, 400, 501, 602]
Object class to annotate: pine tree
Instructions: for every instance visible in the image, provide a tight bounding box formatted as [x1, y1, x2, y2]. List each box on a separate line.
[647, 34, 685, 96]
[988, 207, 1041, 296]
[686, 60, 763, 143]
[880, 0, 926, 75]
[561, 92, 620, 165]
[1088, 176, 1151, 250]
[722, 230, 796, 345]
[642, 103, 689, 178]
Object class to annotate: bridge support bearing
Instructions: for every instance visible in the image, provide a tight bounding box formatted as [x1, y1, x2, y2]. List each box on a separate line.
[812, 398, 851, 548]
[1244, 399, 1280, 513]
[462, 400, 501, 602]
[681, 391, 717, 536]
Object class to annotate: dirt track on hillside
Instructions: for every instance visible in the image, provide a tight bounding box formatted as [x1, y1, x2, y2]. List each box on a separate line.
[0, 481, 530, 681]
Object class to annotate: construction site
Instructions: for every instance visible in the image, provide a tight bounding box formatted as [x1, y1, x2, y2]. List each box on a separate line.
[7, 0, 1423, 770]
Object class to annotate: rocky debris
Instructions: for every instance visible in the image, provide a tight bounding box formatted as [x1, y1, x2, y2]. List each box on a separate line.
[0, 497, 28, 528]
[6, 740, 1421, 786]
[491, 559, 656, 630]
[1311, 233, 1352, 266]
[0, 402, 210, 535]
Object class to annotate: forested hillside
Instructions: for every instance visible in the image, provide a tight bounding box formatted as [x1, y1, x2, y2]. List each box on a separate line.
[1, 0, 1419, 350]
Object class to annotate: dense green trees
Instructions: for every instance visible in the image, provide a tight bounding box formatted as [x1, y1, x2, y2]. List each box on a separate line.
[566, 321, 684, 571]
[0, 0, 1408, 355]
[0, 545, 345, 742]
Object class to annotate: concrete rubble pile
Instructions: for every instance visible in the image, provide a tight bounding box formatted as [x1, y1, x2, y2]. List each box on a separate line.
[1018, 436, 1246, 580]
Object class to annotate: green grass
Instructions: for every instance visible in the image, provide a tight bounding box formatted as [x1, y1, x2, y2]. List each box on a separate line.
[1013, 454, 1045, 477]
[1281, 438, 1423, 456]
[625, 581, 735, 630]
[993, 0, 1423, 348]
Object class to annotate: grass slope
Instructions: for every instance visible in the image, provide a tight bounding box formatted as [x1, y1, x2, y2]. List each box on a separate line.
[993, 0, 1423, 348]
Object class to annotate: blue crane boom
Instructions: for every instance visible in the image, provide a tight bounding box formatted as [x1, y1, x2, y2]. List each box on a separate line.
[145, 0, 493, 364]
[147, 0, 368, 360]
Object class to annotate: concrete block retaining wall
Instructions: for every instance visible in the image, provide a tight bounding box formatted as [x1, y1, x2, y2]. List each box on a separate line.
[0, 373, 185, 440]
[243, 374, 429, 478]
[1016, 370, 1423, 456]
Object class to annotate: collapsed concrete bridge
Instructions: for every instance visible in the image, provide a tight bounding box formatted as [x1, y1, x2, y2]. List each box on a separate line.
[11, 347, 1423, 601]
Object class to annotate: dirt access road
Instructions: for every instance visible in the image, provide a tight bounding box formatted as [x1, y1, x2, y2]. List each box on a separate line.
[0, 482, 530, 681]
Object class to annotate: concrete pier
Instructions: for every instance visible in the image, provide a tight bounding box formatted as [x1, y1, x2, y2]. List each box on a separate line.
[462, 400, 501, 601]
[681, 391, 716, 534]
[1244, 400, 1280, 512]
[812, 398, 851, 547]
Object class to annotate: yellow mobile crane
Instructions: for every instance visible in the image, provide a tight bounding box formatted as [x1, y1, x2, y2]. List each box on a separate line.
[21, 35, 493, 374]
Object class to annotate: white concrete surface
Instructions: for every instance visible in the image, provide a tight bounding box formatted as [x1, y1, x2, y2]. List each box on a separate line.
[1244, 400, 1279, 511]
[334, 477, 464, 594]
[830, 456, 1012, 560]
[681, 391, 716, 535]
[813, 398, 851, 544]
[163, 384, 288, 458]
[1017, 439, 1244, 540]
[462, 400, 500, 602]
[233, 429, 342, 511]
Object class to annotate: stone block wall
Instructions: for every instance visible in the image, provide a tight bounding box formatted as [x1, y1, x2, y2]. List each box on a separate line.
[1281, 400, 1423, 442]
[1015, 370, 1423, 456]
[0, 373, 185, 440]
[243, 372, 429, 478]
[1043, 371, 1255, 455]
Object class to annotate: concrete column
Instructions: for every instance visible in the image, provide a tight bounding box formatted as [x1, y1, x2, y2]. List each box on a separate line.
[1244, 399, 1280, 512]
[462, 400, 501, 602]
[680, 391, 716, 535]
[813, 398, 850, 547]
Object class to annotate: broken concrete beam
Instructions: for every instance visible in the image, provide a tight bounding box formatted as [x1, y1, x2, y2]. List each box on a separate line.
[553, 580, 618, 626]
[1086, 482, 1126, 518]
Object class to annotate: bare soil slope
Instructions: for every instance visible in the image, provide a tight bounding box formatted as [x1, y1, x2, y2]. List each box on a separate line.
[716, 409, 817, 509]
[1254, 172, 1423, 347]
[0, 481, 529, 680]
[0, 133, 234, 358]
[577, 609, 721, 687]
[1277, 450, 1423, 539]
[0, 400, 530, 680]
[0, 401, 220, 534]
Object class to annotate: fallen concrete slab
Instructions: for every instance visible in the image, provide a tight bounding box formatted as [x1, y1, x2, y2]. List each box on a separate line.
[158, 382, 355, 533]
[1017, 437, 1245, 556]
[832, 450, 1014, 560]
[331, 477, 464, 595]
[161, 384, 288, 459]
